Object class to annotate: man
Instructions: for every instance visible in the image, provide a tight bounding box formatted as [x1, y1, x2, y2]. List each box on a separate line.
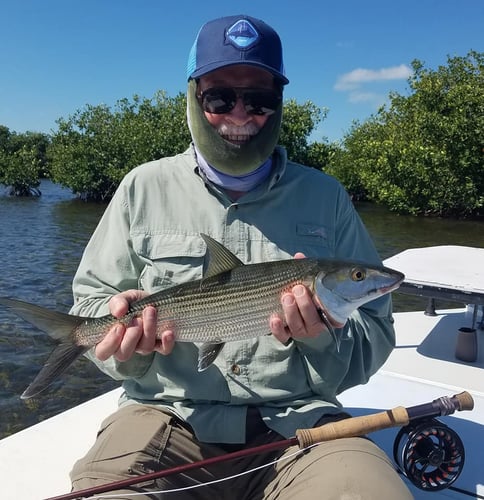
[70, 14, 412, 499]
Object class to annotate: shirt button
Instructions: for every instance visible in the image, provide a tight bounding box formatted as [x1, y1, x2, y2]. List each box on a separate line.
[231, 364, 241, 375]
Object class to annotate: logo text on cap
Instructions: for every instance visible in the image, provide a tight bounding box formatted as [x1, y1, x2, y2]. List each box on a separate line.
[226, 20, 259, 50]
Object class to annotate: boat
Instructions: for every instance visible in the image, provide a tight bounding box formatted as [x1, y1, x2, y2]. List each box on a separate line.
[0, 246, 482, 500]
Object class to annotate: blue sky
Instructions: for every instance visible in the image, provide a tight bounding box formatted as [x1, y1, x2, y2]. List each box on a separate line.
[1, 0, 482, 142]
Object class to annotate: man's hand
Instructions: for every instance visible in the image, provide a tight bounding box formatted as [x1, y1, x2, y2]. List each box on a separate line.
[94, 290, 175, 362]
[270, 252, 340, 344]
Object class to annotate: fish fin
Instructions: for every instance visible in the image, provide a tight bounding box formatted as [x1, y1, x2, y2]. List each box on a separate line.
[21, 342, 89, 399]
[197, 342, 225, 371]
[0, 297, 83, 341]
[0, 297, 88, 398]
[200, 233, 244, 280]
[317, 308, 341, 352]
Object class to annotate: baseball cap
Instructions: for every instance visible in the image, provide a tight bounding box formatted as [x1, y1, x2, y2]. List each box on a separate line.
[187, 15, 289, 85]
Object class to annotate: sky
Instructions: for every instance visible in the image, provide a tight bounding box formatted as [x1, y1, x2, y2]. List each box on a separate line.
[0, 0, 482, 142]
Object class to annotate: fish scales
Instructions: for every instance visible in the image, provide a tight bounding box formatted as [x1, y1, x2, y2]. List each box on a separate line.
[79, 259, 318, 345]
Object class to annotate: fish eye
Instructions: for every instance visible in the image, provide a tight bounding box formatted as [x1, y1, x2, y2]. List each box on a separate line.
[351, 267, 366, 282]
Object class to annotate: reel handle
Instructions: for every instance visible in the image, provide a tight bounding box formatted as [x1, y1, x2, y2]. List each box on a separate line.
[296, 391, 474, 448]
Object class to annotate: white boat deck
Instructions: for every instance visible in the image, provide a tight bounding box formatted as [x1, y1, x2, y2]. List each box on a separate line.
[384, 246, 484, 298]
[385, 245, 484, 330]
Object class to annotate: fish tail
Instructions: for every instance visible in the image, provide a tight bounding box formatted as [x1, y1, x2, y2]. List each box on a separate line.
[0, 297, 88, 398]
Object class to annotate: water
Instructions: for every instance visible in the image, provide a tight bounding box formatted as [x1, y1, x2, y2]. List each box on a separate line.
[0, 181, 118, 437]
[0, 181, 483, 439]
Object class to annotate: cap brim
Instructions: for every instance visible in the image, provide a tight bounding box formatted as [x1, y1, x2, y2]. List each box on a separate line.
[189, 61, 289, 85]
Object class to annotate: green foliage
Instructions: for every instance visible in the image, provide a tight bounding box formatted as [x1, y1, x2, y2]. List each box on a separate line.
[324, 122, 369, 201]
[279, 99, 333, 167]
[279, 99, 338, 172]
[0, 127, 49, 195]
[329, 51, 484, 217]
[0, 125, 11, 151]
[280, 99, 322, 163]
[48, 92, 191, 200]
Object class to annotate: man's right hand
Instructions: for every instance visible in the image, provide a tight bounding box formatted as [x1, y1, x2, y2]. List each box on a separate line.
[94, 289, 176, 362]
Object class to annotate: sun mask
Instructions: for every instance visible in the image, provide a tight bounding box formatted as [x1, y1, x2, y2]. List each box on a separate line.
[187, 79, 283, 175]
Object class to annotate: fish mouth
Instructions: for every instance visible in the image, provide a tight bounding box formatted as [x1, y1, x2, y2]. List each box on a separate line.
[379, 279, 405, 295]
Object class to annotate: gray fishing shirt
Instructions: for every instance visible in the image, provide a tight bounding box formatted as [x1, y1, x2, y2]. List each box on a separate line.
[70, 145, 395, 443]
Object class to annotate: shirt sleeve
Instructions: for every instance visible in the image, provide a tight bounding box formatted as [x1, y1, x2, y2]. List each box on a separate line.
[70, 177, 155, 380]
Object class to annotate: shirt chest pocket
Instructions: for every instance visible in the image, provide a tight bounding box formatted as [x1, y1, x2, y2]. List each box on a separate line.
[132, 233, 206, 293]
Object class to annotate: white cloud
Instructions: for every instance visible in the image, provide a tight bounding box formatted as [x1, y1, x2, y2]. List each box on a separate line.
[347, 91, 383, 103]
[334, 64, 413, 91]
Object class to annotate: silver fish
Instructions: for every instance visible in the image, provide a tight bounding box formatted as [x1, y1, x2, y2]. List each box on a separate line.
[0, 234, 404, 399]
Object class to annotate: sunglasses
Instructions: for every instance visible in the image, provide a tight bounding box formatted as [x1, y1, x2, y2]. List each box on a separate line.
[197, 87, 282, 116]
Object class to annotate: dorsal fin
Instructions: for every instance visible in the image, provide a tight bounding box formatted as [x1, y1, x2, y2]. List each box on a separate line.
[200, 233, 244, 279]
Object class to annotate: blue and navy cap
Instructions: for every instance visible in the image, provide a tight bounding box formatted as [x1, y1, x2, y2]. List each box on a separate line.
[187, 15, 289, 85]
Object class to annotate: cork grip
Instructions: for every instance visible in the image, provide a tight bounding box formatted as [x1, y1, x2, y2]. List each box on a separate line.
[296, 407, 410, 448]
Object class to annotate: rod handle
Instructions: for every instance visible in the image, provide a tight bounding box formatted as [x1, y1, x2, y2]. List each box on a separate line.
[296, 406, 409, 448]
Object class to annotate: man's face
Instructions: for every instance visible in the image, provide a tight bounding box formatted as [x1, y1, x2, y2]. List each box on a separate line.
[197, 65, 277, 145]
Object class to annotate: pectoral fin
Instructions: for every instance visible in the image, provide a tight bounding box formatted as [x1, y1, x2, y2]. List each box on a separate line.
[197, 342, 225, 371]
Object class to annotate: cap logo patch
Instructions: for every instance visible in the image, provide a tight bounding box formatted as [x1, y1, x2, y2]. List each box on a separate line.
[226, 20, 259, 49]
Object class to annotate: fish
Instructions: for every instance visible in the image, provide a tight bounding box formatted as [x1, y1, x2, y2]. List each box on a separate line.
[0, 234, 404, 399]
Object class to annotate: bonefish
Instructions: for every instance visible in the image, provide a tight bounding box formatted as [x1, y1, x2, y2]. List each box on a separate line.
[0, 234, 404, 398]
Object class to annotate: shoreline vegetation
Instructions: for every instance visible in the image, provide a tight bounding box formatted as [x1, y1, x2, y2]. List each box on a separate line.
[1, 51, 482, 218]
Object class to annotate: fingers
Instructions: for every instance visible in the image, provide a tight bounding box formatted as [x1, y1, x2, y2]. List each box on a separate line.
[135, 306, 157, 354]
[132, 307, 176, 356]
[292, 285, 327, 335]
[95, 324, 124, 361]
[154, 330, 176, 355]
[114, 315, 146, 361]
[270, 313, 291, 344]
[271, 284, 329, 343]
[109, 289, 148, 318]
[95, 316, 148, 362]
[94, 291, 176, 362]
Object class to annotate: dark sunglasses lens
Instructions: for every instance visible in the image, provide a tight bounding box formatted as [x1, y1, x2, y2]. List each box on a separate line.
[201, 89, 236, 114]
[243, 90, 281, 115]
[200, 88, 281, 115]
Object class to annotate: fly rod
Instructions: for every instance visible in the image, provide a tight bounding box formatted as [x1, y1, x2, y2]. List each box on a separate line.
[45, 391, 474, 500]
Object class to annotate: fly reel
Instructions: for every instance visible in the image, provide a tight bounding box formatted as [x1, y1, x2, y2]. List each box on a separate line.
[393, 418, 465, 491]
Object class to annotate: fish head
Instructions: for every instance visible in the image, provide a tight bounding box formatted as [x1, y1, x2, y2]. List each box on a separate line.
[313, 261, 404, 325]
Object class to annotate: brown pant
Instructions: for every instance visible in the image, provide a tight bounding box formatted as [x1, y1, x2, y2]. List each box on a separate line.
[71, 404, 413, 499]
